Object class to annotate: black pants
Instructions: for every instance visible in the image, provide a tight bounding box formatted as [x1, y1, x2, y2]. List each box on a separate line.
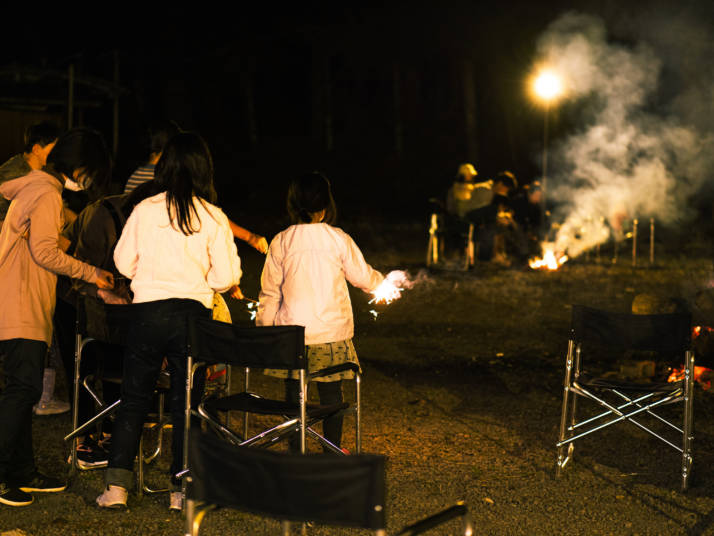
[285, 379, 343, 452]
[0, 338, 46, 484]
[106, 299, 209, 491]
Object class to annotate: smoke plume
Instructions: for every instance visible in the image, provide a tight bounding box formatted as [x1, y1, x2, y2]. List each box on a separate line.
[536, 12, 714, 258]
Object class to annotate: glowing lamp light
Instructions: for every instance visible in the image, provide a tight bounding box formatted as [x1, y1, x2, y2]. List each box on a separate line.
[533, 70, 563, 102]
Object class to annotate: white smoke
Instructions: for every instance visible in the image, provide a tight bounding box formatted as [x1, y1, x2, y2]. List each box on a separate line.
[536, 12, 714, 258]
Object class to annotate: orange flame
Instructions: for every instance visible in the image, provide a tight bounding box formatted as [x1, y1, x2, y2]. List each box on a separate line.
[529, 245, 568, 270]
[667, 366, 712, 390]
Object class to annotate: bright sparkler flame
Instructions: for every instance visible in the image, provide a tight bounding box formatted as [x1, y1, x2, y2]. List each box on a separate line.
[246, 301, 258, 321]
[369, 270, 412, 305]
[529, 244, 568, 270]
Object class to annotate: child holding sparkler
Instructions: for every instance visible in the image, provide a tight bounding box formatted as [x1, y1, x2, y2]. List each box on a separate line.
[256, 172, 385, 451]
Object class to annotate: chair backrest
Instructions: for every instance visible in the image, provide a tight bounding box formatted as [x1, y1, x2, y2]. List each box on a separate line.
[570, 305, 691, 356]
[77, 298, 134, 346]
[188, 316, 306, 370]
[187, 429, 386, 530]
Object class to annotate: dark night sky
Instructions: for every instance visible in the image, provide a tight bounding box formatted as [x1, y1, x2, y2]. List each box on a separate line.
[1, 1, 712, 226]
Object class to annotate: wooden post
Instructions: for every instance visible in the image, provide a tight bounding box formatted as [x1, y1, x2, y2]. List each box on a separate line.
[649, 218, 655, 265]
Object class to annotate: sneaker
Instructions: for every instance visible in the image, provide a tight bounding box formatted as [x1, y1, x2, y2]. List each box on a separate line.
[17, 472, 66, 493]
[96, 485, 128, 509]
[169, 491, 183, 511]
[33, 399, 70, 416]
[75, 441, 109, 470]
[0, 483, 33, 507]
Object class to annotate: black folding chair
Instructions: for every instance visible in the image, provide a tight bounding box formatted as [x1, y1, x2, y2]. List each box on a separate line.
[185, 429, 472, 536]
[183, 317, 360, 466]
[64, 299, 172, 494]
[556, 305, 695, 490]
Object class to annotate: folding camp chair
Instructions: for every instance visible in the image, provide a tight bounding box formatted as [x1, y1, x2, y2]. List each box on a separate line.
[183, 317, 360, 478]
[64, 300, 172, 494]
[556, 305, 695, 490]
[184, 429, 472, 536]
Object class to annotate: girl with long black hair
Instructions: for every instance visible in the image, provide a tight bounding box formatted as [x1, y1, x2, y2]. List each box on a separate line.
[96, 132, 242, 510]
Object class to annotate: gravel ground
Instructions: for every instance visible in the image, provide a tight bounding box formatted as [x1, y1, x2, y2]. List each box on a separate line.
[1, 224, 713, 535]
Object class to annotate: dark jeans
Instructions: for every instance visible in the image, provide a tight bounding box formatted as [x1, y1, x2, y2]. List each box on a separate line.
[285, 379, 343, 452]
[105, 299, 209, 491]
[0, 339, 47, 483]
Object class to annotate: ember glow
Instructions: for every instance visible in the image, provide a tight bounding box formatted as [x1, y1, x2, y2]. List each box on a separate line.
[369, 270, 413, 305]
[529, 244, 568, 270]
[667, 366, 712, 390]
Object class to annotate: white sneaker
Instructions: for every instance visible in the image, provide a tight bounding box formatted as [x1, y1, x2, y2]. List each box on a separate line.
[169, 491, 183, 511]
[96, 485, 128, 509]
[34, 399, 70, 416]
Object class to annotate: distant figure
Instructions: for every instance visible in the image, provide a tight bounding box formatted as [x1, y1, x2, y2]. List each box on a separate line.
[124, 119, 268, 253]
[466, 170, 519, 265]
[123, 120, 180, 194]
[446, 163, 493, 219]
[512, 181, 544, 258]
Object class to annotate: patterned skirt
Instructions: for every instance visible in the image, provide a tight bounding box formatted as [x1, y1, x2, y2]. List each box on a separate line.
[264, 339, 360, 382]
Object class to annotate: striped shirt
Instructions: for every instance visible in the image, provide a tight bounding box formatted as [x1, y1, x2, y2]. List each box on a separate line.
[123, 164, 155, 194]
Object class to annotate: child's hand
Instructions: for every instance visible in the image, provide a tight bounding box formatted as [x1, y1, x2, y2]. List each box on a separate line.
[249, 234, 269, 254]
[228, 285, 244, 300]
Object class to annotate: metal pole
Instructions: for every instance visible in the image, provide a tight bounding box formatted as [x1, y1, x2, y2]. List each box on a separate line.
[540, 103, 550, 235]
[650, 218, 655, 265]
[632, 219, 638, 267]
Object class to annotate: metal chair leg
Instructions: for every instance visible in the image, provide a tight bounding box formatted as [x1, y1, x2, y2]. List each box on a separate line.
[556, 339, 576, 477]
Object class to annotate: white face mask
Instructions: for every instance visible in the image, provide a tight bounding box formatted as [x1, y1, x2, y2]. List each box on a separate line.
[64, 177, 83, 191]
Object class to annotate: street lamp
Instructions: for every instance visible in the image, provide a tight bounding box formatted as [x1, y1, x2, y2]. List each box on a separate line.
[531, 69, 563, 234]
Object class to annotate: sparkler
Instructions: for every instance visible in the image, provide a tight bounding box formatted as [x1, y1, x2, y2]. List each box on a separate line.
[369, 270, 413, 305]
[244, 298, 259, 321]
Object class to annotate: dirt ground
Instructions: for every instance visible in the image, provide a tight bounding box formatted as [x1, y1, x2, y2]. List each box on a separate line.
[1, 223, 714, 535]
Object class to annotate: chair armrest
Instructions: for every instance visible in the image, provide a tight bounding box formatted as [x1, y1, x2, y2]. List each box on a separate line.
[394, 501, 471, 536]
[309, 362, 360, 380]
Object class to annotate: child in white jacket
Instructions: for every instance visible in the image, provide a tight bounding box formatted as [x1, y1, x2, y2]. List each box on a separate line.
[257, 172, 384, 451]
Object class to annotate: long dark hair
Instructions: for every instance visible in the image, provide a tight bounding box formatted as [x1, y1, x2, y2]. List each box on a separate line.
[286, 172, 337, 225]
[154, 132, 217, 235]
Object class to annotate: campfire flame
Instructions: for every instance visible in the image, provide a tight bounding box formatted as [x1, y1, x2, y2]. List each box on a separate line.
[666, 326, 713, 390]
[667, 366, 712, 390]
[529, 244, 568, 270]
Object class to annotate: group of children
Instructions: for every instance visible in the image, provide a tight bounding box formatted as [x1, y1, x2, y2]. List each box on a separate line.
[0, 122, 386, 511]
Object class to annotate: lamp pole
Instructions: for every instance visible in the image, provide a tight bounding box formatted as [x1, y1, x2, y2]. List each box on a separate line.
[532, 70, 562, 238]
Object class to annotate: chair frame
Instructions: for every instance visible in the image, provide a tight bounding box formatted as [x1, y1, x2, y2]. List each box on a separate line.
[64, 301, 171, 495]
[181, 319, 362, 494]
[184, 430, 472, 536]
[555, 305, 695, 490]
